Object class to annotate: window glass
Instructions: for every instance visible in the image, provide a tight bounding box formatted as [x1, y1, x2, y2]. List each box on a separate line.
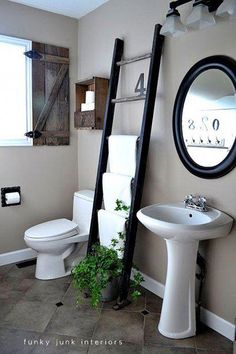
[0, 35, 32, 146]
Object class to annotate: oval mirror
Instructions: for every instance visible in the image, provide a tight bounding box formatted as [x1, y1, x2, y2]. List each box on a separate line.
[173, 56, 236, 179]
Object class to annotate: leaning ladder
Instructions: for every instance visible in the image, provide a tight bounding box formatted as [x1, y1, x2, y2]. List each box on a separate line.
[87, 24, 164, 309]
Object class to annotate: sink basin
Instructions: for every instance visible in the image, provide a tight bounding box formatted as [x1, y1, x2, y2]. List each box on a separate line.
[137, 202, 233, 340]
[137, 202, 233, 241]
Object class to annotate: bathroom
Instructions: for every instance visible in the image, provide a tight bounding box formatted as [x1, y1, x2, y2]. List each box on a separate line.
[0, 0, 235, 352]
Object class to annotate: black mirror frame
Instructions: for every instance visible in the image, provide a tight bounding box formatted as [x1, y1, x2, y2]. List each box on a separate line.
[173, 55, 236, 179]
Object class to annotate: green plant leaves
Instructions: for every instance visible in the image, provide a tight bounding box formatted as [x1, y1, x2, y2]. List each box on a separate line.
[72, 244, 123, 308]
[72, 199, 144, 308]
[114, 199, 130, 216]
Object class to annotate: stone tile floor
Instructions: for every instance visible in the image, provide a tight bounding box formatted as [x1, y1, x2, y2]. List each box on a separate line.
[0, 263, 233, 354]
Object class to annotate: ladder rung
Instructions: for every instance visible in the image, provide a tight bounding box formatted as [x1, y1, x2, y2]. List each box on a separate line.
[117, 53, 151, 66]
[112, 94, 146, 104]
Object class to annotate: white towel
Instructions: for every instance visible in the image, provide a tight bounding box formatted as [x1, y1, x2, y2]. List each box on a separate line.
[108, 135, 139, 177]
[103, 172, 132, 217]
[98, 209, 126, 258]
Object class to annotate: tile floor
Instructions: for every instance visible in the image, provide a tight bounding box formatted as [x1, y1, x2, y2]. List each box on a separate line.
[0, 263, 233, 354]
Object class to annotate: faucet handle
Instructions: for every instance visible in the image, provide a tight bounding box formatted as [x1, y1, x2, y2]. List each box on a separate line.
[198, 195, 207, 205]
[199, 195, 206, 202]
[198, 195, 207, 211]
[184, 194, 193, 207]
[184, 194, 193, 202]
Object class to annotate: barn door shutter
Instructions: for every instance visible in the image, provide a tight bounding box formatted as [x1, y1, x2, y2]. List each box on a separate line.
[31, 42, 70, 146]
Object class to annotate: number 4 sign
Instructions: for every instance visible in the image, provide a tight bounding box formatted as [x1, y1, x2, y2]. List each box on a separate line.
[135, 73, 146, 96]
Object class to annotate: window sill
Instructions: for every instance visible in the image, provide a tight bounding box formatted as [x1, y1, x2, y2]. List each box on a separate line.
[0, 139, 33, 147]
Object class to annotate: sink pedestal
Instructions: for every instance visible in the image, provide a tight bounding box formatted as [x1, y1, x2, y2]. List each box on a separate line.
[158, 239, 199, 339]
[137, 201, 233, 339]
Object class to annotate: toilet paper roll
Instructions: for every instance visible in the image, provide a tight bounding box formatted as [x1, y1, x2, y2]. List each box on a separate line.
[85, 91, 95, 104]
[81, 103, 95, 112]
[5, 192, 20, 204]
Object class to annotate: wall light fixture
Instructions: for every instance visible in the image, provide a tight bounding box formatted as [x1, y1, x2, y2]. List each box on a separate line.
[160, 0, 233, 37]
[161, 9, 187, 37]
[186, 0, 216, 29]
[216, 0, 236, 18]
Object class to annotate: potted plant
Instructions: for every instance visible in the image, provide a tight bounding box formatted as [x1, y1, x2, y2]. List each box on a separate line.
[71, 200, 144, 308]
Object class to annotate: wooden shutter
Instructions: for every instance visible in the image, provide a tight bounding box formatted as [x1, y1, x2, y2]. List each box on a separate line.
[31, 42, 70, 146]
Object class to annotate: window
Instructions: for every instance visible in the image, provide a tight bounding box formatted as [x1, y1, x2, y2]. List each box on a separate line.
[0, 35, 32, 146]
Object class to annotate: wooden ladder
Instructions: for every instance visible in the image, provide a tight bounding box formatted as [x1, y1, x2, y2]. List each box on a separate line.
[87, 23, 164, 309]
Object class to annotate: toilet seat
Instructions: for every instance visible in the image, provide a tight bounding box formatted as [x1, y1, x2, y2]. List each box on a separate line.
[24, 218, 79, 242]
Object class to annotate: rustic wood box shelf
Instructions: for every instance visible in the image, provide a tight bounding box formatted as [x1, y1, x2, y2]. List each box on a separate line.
[74, 77, 109, 129]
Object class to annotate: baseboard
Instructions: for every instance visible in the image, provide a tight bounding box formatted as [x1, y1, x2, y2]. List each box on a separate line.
[138, 271, 165, 298]
[138, 270, 235, 341]
[200, 307, 235, 342]
[0, 248, 37, 266]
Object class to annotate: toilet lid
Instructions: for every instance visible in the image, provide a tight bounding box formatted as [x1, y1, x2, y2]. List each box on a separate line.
[25, 218, 79, 240]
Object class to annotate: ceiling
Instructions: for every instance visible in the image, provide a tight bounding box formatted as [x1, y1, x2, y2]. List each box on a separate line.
[9, 0, 110, 19]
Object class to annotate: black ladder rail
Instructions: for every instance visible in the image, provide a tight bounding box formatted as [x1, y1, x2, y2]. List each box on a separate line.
[115, 24, 164, 308]
[86, 24, 164, 310]
[87, 38, 124, 253]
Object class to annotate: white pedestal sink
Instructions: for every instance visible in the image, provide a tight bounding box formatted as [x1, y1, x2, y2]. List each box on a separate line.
[137, 202, 233, 339]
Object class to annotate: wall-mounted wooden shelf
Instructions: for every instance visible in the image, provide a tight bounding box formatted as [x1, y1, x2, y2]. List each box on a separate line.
[74, 76, 109, 130]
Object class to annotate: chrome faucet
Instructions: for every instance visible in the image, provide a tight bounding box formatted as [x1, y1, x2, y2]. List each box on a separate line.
[184, 194, 208, 212]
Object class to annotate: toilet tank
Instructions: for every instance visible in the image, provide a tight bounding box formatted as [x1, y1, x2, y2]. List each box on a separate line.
[73, 190, 94, 233]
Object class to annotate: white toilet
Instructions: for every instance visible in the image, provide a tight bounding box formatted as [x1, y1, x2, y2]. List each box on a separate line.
[24, 190, 94, 280]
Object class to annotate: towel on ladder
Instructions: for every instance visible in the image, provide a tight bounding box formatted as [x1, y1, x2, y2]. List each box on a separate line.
[108, 135, 139, 177]
[102, 172, 132, 217]
[98, 209, 126, 258]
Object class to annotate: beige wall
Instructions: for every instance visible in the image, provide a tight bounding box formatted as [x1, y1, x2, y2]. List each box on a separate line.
[0, 0, 78, 252]
[77, 0, 236, 323]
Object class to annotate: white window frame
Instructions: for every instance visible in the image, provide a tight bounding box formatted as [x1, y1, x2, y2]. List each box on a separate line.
[0, 35, 32, 147]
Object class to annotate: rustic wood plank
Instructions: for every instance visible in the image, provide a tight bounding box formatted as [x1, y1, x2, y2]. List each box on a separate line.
[32, 42, 46, 146]
[40, 54, 70, 64]
[41, 131, 70, 137]
[74, 110, 95, 128]
[44, 44, 70, 145]
[58, 64, 69, 144]
[74, 77, 109, 130]
[26, 51, 69, 64]
[35, 64, 69, 131]
[75, 85, 87, 111]
[95, 77, 109, 129]
[44, 59, 60, 145]
[44, 43, 69, 58]
[44, 44, 69, 145]
[41, 54, 69, 64]
[76, 77, 94, 85]
[31, 43, 69, 63]
[32, 42, 70, 146]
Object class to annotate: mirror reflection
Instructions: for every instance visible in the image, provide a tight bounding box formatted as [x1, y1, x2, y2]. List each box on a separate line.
[182, 69, 236, 167]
